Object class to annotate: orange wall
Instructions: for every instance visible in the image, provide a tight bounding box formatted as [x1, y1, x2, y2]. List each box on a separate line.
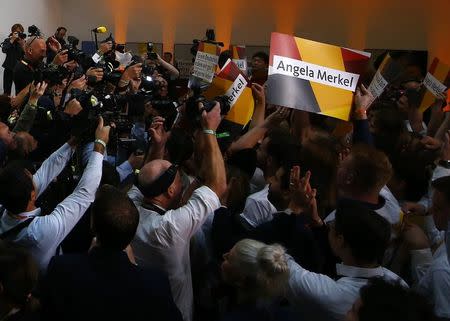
[60, 0, 450, 63]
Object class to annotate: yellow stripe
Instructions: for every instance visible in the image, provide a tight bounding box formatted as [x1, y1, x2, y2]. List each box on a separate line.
[294, 37, 353, 120]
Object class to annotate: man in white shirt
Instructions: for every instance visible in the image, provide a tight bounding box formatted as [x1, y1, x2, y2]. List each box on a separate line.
[287, 200, 406, 321]
[325, 145, 401, 226]
[240, 129, 298, 228]
[0, 118, 110, 271]
[404, 175, 450, 319]
[128, 103, 226, 321]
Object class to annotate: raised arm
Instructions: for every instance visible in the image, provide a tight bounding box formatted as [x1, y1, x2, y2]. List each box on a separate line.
[13, 82, 48, 133]
[36, 118, 110, 246]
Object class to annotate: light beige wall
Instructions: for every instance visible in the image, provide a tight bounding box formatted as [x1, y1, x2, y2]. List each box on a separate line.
[60, 0, 450, 63]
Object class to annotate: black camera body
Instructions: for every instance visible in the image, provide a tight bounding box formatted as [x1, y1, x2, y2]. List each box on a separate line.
[33, 63, 70, 85]
[185, 87, 231, 128]
[146, 42, 158, 60]
[28, 25, 41, 37]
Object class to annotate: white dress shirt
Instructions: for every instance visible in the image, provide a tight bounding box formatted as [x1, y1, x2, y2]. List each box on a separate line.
[287, 258, 407, 321]
[128, 185, 221, 321]
[240, 184, 277, 228]
[0, 143, 103, 270]
[412, 243, 450, 319]
[324, 186, 402, 226]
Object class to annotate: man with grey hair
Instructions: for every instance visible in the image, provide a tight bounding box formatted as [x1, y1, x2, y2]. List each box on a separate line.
[13, 35, 67, 92]
[128, 103, 226, 321]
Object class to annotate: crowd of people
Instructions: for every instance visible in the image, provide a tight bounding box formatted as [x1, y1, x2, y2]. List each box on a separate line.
[0, 22, 449, 321]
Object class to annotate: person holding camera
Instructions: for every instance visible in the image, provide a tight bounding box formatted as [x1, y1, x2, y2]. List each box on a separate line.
[1, 24, 25, 95]
[13, 29, 67, 93]
[46, 27, 67, 63]
[128, 103, 226, 321]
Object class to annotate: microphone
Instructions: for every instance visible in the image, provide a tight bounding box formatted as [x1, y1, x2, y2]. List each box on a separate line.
[91, 26, 107, 33]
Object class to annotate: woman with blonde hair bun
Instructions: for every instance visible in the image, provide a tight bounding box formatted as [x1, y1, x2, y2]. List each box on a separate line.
[220, 239, 299, 321]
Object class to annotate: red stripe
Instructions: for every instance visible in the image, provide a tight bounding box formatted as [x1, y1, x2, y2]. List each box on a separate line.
[269, 32, 301, 66]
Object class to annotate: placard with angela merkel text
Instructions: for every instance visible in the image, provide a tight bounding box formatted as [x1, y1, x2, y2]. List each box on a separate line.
[267, 32, 371, 121]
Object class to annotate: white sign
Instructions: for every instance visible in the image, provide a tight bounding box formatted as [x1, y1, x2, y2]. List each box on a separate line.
[233, 59, 247, 72]
[176, 60, 194, 79]
[192, 51, 219, 83]
[224, 74, 248, 108]
[270, 55, 359, 92]
[368, 71, 388, 98]
[423, 72, 447, 97]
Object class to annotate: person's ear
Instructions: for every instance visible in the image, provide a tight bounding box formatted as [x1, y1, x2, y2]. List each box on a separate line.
[30, 189, 37, 203]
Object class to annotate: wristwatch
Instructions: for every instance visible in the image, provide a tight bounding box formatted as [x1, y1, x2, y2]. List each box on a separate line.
[438, 159, 450, 169]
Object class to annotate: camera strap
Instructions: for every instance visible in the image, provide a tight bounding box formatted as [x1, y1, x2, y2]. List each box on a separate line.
[135, 165, 178, 198]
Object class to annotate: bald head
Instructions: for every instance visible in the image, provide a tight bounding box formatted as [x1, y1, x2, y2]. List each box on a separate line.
[137, 159, 183, 208]
[138, 159, 172, 187]
[25, 37, 46, 64]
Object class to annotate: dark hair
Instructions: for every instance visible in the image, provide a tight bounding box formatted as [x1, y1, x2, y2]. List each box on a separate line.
[11, 23, 24, 33]
[56, 27, 67, 33]
[225, 165, 250, 214]
[334, 200, 391, 264]
[0, 243, 38, 307]
[431, 176, 450, 203]
[0, 162, 34, 214]
[91, 185, 139, 250]
[358, 278, 435, 321]
[218, 50, 232, 69]
[252, 51, 269, 65]
[166, 128, 194, 165]
[267, 128, 299, 168]
[347, 145, 392, 194]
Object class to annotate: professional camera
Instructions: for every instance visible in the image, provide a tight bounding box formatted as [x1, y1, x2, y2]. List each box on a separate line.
[95, 58, 122, 84]
[185, 86, 230, 128]
[33, 63, 70, 85]
[61, 36, 87, 64]
[28, 25, 41, 37]
[146, 42, 158, 60]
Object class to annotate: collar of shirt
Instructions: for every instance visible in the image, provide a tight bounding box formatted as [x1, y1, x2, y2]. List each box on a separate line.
[15, 208, 41, 220]
[336, 263, 384, 279]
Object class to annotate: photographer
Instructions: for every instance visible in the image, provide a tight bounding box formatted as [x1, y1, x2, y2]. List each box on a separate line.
[13, 33, 68, 93]
[128, 103, 226, 321]
[1, 23, 25, 95]
[46, 27, 67, 63]
[0, 117, 110, 271]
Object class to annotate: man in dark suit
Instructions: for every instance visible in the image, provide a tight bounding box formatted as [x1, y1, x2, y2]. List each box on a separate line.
[1, 23, 25, 95]
[40, 185, 182, 321]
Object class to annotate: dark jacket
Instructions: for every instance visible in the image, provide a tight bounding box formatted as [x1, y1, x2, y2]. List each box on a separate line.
[2, 38, 24, 70]
[13, 60, 34, 93]
[40, 247, 182, 321]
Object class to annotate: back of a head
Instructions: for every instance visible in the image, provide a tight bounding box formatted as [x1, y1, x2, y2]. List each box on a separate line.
[335, 200, 391, 264]
[0, 162, 33, 215]
[0, 243, 38, 308]
[232, 239, 289, 298]
[357, 278, 435, 321]
[348, 145, 392, 194]
[267, 128, 300, 167]
[91, 185, 139, 250]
